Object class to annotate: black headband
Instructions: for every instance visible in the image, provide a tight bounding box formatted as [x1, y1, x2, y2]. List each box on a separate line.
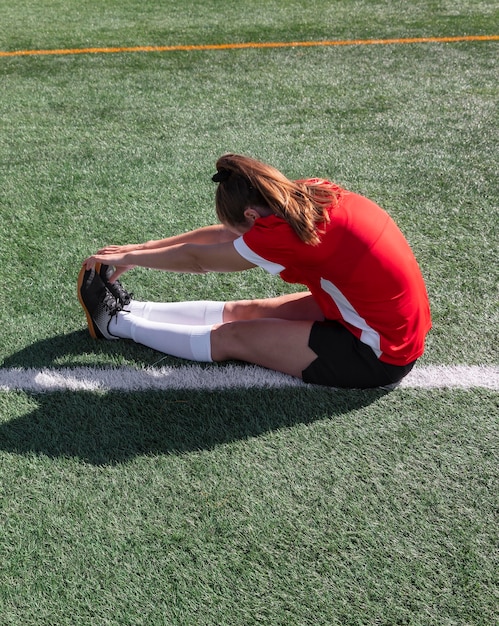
[212, 168, 231, 183]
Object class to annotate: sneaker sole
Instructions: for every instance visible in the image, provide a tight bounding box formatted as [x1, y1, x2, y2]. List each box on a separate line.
[77, 263, 104, 339]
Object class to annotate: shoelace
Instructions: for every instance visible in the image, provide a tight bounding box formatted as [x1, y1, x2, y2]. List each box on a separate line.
[102, 290, 123, 316]
[107, 280, 133, 306]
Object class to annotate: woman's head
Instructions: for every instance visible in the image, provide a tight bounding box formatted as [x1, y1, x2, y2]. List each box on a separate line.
[212, 153, 341, 244]
[212, 155, 270, 232]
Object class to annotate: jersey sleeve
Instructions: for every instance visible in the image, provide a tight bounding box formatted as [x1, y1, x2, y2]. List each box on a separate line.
[233, 215, 322, 276]
[233, 236, 285, 274]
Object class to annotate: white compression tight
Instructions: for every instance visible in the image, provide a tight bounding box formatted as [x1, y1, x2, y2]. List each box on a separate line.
[109, 300, 226, 362]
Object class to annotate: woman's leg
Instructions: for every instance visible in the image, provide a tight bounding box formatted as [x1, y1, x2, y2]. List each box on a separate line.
[111, 292, 321, 378]
[127, 291, 323, 325]
[127, 300, 225, 325]
[213, 292, 323, 378]
[111, 315, 214, 362]
[211, 318, 317, 379]
[223, 291, 324, 322]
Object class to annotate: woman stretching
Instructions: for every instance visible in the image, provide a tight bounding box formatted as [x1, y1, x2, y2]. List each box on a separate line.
[79, 153, 431, 389]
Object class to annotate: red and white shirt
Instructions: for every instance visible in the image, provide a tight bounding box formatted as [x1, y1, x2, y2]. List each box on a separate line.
[233, 186, 431, 366]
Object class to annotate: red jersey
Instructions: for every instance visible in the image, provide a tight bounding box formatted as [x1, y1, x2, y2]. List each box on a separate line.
[233, 188, 431, 366]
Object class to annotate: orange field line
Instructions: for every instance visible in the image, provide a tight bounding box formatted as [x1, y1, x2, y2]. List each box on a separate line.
[1, 35, 498, 58]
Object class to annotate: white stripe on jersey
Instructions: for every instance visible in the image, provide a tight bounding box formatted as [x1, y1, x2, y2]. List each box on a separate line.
[233, 237, 285, 275]
[320, 278, 382, 357]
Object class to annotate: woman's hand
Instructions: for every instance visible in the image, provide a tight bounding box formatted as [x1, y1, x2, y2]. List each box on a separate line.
[83, 244, 136, 281]
[106, 264, 135, 282]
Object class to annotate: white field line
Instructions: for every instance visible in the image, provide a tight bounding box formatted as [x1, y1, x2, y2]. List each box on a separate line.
[0, 364, 497, 393]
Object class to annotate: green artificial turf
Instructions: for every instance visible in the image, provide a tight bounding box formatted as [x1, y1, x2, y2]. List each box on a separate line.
[0, 1, 497, 624]
[1, 389, 497, 625]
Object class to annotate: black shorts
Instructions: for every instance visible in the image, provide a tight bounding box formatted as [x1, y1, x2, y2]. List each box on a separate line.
[302, 320, 416, 389]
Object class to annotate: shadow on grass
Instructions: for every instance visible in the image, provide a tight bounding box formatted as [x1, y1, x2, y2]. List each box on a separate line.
[1, 330, 170, 369]
[0, 388, 385, 465]
[0, 332, 386, 465]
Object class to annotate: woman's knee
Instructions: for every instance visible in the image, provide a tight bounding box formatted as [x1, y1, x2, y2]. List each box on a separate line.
[223, 299, 266, 322]
[210, 321, 250, 361]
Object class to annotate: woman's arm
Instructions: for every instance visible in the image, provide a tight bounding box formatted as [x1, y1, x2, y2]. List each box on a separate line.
[89, 225, 240, 281]
[84, 240, 255, 275]
[111, 224, 238, 253]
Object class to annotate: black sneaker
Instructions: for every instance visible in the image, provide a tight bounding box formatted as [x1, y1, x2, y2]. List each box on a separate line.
[97, 263, 133, 307]
[77, 266, 122, 339]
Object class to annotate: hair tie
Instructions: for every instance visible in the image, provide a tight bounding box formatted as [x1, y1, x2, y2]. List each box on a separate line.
[212, 168, 231, 183]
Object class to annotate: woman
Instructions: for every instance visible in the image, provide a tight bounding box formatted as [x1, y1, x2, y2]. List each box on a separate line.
[79, 153, 431, 388]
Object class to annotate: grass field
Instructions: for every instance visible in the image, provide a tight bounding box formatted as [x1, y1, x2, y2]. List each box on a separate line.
[0, 1, 498, 624]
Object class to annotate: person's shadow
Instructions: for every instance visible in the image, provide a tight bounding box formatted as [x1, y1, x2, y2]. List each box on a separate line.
[0, 332, 386, 465]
